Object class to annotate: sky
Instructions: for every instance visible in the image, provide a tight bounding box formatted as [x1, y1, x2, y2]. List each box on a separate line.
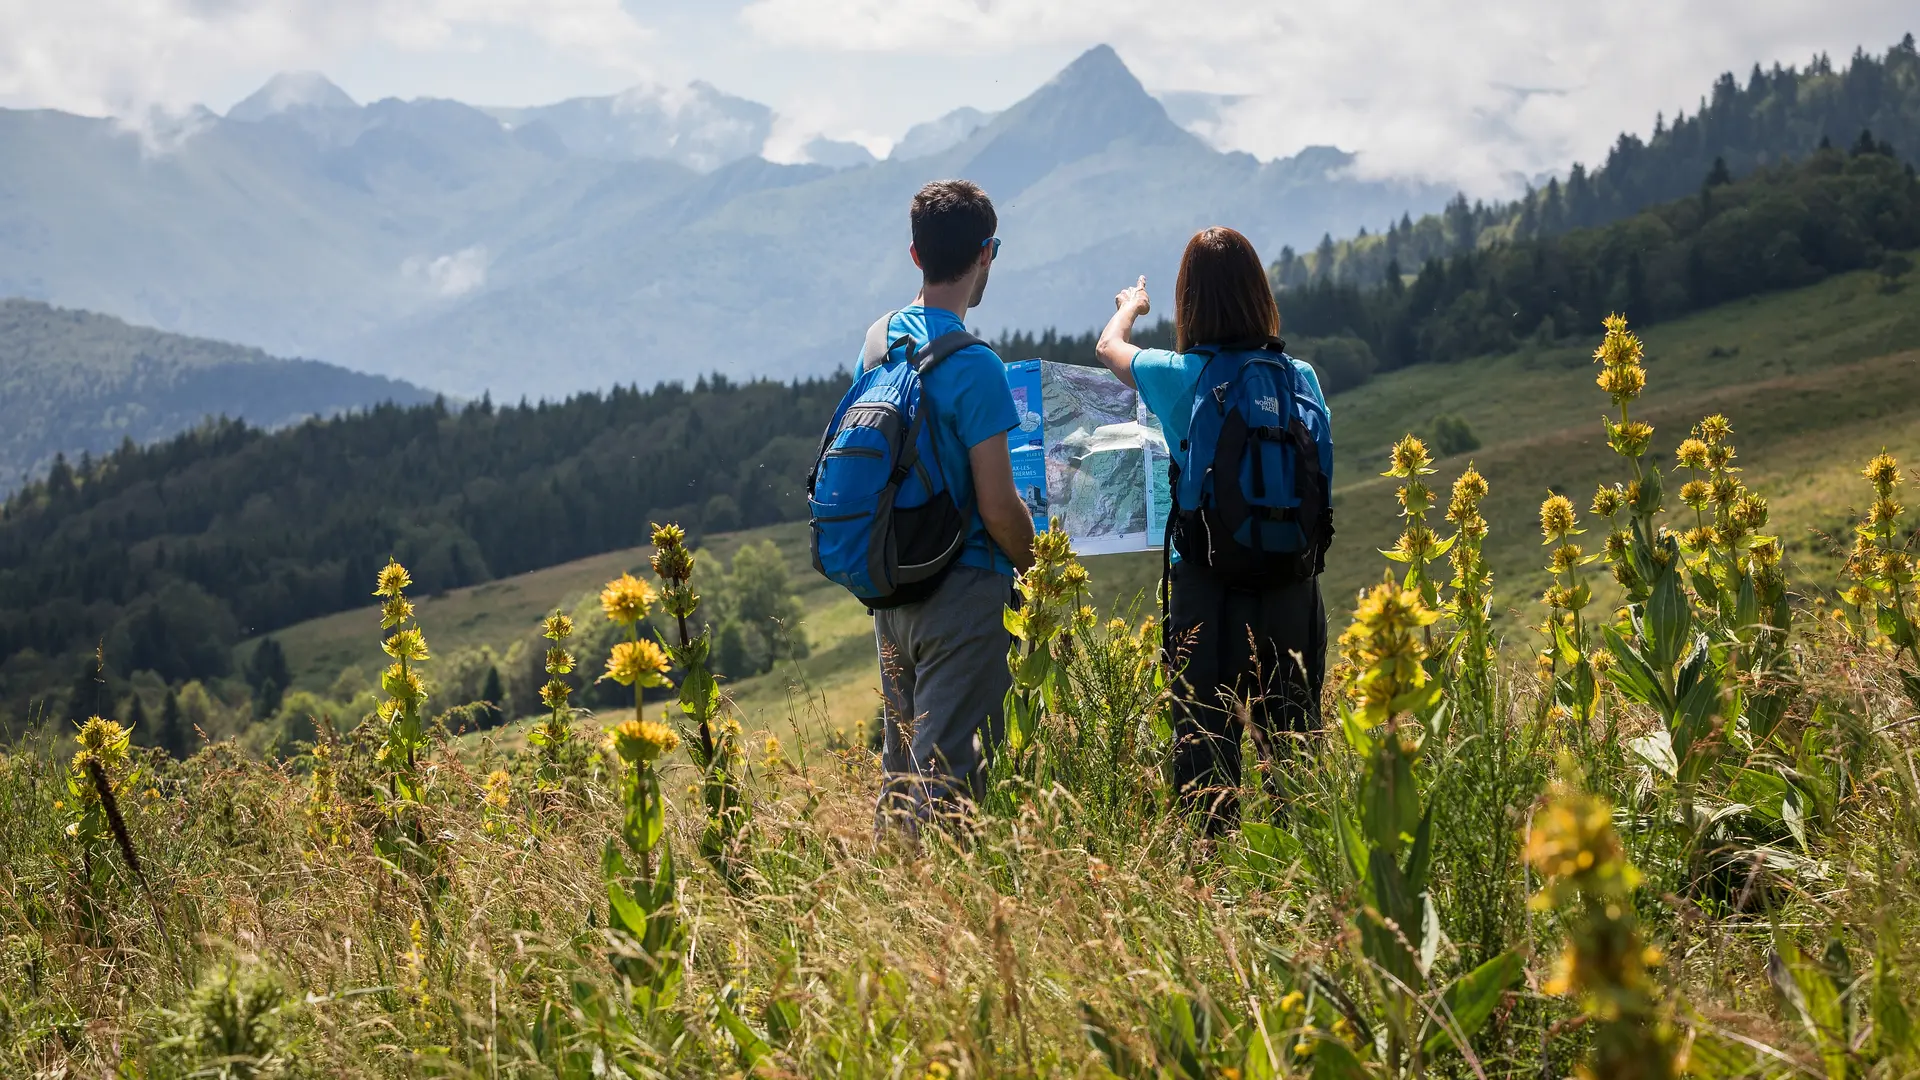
[0, 0, 1913, 195]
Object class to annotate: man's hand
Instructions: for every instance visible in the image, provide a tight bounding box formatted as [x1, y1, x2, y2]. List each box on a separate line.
[1115, 275, 1150, 318]
[970, 437, 1035, 573]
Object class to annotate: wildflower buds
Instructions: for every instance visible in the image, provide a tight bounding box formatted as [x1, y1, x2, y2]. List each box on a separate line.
[1592, 313, 1648, 409]
[649, 522, 694, 583]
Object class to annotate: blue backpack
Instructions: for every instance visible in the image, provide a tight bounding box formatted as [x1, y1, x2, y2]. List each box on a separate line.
[1168, 339, 1334, 583]
[808, 313, 982, 608]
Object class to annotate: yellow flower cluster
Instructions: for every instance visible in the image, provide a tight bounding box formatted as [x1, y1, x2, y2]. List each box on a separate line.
[603, 638, 673, 688]
[1592, 312, 1647, 409]
[1338, 576, 1438, 725]
[71, 716, 132, 795]
[609, 718, 681, 765]
[649, 522, 701, 620]
[1539, 493, 1578, 541]
[1845, 451, 1913, 616]
[600, 573, 656, 627]
[482, 769, 512, 811]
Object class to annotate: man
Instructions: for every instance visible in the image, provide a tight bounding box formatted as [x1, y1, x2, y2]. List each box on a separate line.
[870, 179, 1035, 830]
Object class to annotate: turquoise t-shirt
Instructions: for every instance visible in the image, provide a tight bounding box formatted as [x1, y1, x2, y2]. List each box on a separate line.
[1131, 346, 1330, 479]
[862, 306, 1020, 575]
[1131, 346, 1330, 561]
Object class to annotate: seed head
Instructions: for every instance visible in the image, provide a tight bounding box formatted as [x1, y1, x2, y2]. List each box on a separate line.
[649, 522, 694, 582]
[600, 573, 655, 627]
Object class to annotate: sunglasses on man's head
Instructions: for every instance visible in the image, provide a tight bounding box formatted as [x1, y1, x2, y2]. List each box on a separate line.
[982, 236, 1001, 261]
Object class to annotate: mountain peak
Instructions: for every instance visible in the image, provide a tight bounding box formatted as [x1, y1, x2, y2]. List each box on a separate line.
[228, 72, 358, 121]
[951, 43, 1200, 197]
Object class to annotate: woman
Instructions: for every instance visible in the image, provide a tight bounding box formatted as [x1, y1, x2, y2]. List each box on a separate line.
[1093, 226, 1330, 833]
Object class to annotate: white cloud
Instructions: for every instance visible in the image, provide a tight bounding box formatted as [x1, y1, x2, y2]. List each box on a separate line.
[0, 0, 655, 119]
[404, 246, 490, 298]
[738, 0, 1917, 196]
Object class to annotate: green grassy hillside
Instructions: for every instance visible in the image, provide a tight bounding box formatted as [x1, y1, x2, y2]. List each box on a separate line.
[262, 260, 1920, 743]
[0, 298, 435, 488]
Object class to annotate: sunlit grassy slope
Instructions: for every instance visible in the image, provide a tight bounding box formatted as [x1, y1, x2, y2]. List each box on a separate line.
[263, 262, 1920, 740]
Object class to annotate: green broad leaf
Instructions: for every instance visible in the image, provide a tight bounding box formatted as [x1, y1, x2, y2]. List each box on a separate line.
[1422, 949, 1524, 1058]
[1781, 797, 1808, 853]
[1647, 563, 1692, 672]
[1361, 745, 1419, 857]
[1880, 603, 1916, 647]
[1418, 893, 1441, 978]
[1901, 670, 1920, 711]
[602, 843, 650, 938]
[1405, 805, 1434, 897]
[1334, 809, 1369, 891]
[1567, 579, 1593, 610]
[1386, 681, 1443, 717]
[1630, 730, 1679, 779]
[1357, 903, 1422, 993]
[1635, 464, 1665, 514]
[1380, 546, 1415, 563]
[713, 993, 772, 1064]
[1679, 1027, 1768, 1078]
[1733, 572, 1761, 641]
[1724, 767, 1791, 821]
[1239, 822, 1306, 883]
[1306, 1034, 1371, 1080]
[1769, 947, 1846, 1080]
[1003, 606, 1027, 638]
[1872, 944, 1916, 1057]
[1603, 625, 1667, 710]
[1339, 703, 1373, 757]
[1241, 1025, 1281, 1080]
[1015, 646, 1051, 690]
[1552, 622, 1582, 666]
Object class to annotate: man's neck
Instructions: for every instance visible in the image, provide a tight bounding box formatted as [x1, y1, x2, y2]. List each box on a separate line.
[914, 276, 975, 319]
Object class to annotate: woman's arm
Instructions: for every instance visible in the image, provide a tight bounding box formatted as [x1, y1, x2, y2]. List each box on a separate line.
[1094, 276, 1151, 389]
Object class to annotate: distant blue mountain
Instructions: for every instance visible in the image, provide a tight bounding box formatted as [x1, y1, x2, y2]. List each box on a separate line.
[0, 45, 1450, 400]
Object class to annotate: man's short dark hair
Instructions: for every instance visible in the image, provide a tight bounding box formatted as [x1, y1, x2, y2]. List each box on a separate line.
[910, 180, 997, 284]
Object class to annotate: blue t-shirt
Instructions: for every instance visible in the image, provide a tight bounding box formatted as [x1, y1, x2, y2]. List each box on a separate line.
[862, 306, 1020, 575]
[1131, 346, 1330, 562]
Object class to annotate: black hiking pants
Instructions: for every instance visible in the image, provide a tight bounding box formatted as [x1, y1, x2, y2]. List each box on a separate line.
[1164, 561, 1327, 835]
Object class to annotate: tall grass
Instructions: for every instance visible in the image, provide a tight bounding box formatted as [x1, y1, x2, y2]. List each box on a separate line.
[4, 314, 1920, 1078]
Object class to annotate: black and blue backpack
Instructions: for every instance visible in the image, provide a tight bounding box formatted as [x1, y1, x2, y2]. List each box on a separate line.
[807, 313, 983, 608]
[1167, 339, 1334, 583]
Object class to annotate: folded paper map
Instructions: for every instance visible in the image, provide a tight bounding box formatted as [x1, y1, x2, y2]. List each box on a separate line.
[1005, 359, 1168, 555]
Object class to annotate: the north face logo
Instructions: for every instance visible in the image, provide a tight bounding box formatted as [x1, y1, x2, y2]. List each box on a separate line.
[1256, 395, 1280, 416]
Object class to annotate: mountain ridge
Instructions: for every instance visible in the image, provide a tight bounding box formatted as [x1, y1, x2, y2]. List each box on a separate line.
[0, 45, 1451, 399]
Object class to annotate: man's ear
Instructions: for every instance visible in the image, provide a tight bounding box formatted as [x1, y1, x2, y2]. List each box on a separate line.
[909, 244, 923, 270]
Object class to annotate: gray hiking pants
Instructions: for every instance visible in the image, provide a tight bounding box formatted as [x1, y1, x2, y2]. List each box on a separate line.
[873, 563, 1013, 830]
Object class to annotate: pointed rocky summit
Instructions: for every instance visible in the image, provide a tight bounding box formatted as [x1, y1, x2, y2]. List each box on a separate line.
[228, 72, 359, 121]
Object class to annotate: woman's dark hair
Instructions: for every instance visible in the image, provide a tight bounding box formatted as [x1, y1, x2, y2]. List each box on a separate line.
[1174, 226, 1280, 352]
[910, 179, 997, 283]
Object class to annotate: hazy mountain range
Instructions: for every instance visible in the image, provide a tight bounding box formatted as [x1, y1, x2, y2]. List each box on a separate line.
[0, 299, 434, 489]
[0, 45, 1449, 400]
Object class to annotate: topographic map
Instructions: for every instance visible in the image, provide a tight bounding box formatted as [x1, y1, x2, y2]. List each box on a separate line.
[1006, 360, 1168, 555]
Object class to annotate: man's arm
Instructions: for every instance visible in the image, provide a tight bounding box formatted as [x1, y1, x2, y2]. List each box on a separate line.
[970, 436, 1035, 573]
[1094, 275, 1151, 389]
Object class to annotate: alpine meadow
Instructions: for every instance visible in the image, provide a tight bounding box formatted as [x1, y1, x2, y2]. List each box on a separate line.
[7, 29, 1920, 1080]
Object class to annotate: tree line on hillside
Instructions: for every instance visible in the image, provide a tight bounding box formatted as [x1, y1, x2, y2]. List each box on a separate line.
[1276, 35, 1920, 289]
[1276, 138, 1919, 370]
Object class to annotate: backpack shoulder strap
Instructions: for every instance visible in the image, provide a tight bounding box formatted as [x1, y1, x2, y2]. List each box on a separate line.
[915, 330, 985, 375]
[862, 311, 914, 371]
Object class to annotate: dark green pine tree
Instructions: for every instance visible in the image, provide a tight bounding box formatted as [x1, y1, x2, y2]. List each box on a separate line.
[157, 688, 191, 760]
[247, 637, 291, 716]
[125, 692, 151, 747]
[481, 665, 505, 723]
